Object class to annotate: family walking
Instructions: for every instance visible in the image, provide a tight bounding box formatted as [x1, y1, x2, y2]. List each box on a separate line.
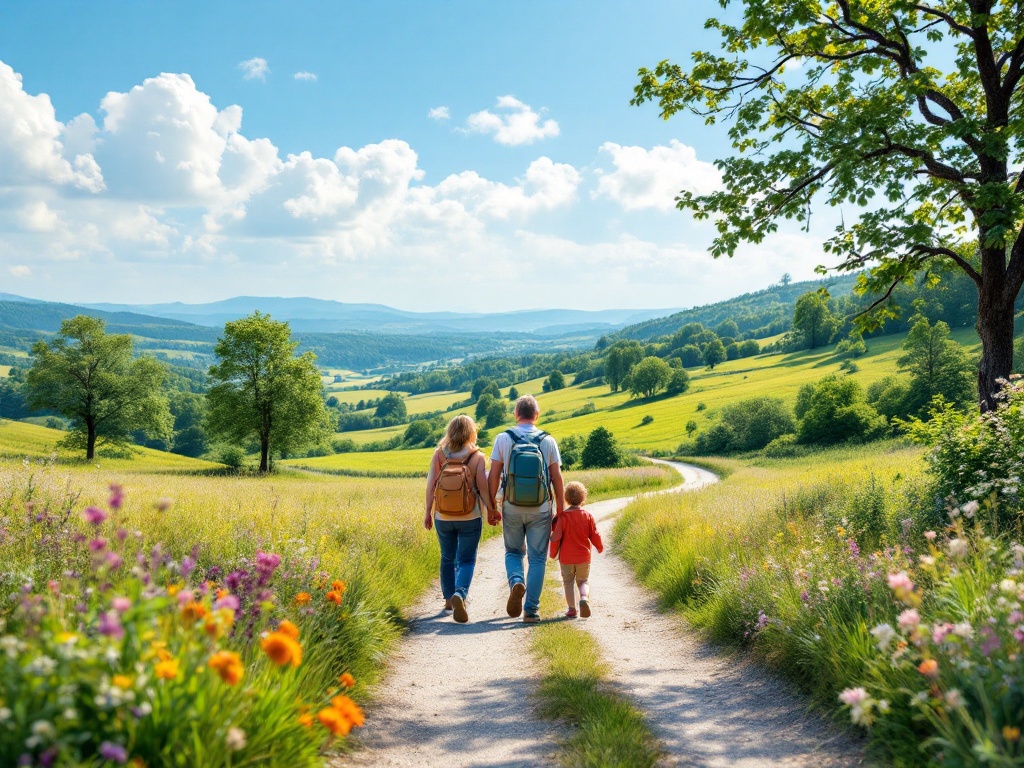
[423, 395, 603, 623]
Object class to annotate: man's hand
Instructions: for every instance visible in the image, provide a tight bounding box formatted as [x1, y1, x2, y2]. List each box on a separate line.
[487, 509, 502, 526]
[423, 511, 433, 531]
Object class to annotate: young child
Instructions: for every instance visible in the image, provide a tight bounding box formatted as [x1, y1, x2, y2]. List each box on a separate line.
[549, 481, 603, 618]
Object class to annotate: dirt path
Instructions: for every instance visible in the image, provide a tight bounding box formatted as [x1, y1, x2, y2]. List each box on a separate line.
[334, 462, 865, 768]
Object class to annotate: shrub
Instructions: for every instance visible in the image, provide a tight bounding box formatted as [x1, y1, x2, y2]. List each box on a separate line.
[694, 423, 735, 455]
[560, 434, 586, 469]
[693, 397, 795, 454]
[666, 368, 690, 395]
[332, 437, 357, 453]
[581, 427, 621, 469]
[219, 445, 246, 469]
[571, 402, 597, 418]
[696, 402, 707, 412]
[835, 333, 867, 358]
[640, 415, 654, 426]
[867, 375, 914, 421]
[796, 376, 887, 445]
[403, 419, 434, 446]
[761, 433, 809, 458]
[685, 420, 698, 437]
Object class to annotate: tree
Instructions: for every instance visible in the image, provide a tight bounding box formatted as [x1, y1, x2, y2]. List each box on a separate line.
[796, 376, 887, 445]
[628, 356, 673, 398]
[702, 338, 727, 369]
[543, 370, 566, 392]
[560, 433, 585, 468]
[507, 385, 520, 401]
[25, 316, 172, 460]
[793, 291, 840, 350]
[685, 419, 699, 437]
[206, 312, 331, 472]
[475, 393, 497, 421]
[897, 311, 976, 410]
[169, 391, 208, 458]
[477, 394, 508, 429]
[470, 378, 491, 402]
[605, 340, 644, 392]
[715, 319, 740, 339]
[679, 344, 703, 368]
[375, 392, 407, 422]
[633, 1, 1024, 412]
[581, 426, 621, 469]
[667, 367, 691, 394]
[781, 273, 792, 287]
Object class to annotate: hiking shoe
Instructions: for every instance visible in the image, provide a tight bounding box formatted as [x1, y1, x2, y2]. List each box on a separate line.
[523, 611, 541, 624]
[451, 594, 468, 624]
[565, 608, 578, 619]
[506, 582, 526, 618]
[579, 599, 591, 618]
[443, 599, 453, 612]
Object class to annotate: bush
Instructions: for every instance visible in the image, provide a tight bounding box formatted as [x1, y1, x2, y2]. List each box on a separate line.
[694, 423, 735, 455]
[571, 402, 597, 418]
[559, 434, 585, 469]
[219, 445, 247, 469]
[866, 375, 914, 421]
[581, 427, 621, 469]
[693, 397, 795, 454]
[835, 333, 867, 358]
[403, 419, 434, 446]
[332, 437, 357, 453]
[797, 376, 887, 445]
[761, 433, 809, 458]
[640, 415, 654, 426]
[666, 368, 690, 395]
[543, 370, 566, 392]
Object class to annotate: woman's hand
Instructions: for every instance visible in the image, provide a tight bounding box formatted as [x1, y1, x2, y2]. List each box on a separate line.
[487, 509, 502, 526]
[423, 511, 433, 531]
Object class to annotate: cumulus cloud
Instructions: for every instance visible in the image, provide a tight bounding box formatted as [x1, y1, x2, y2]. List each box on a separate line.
[428, 106, 450, 121]
[594, 140, 721, 212]
[239, 58, 269, 81]
[466, 96, 559, 146]
[293, 71, 317, 82]
[19, 201, 60, 232]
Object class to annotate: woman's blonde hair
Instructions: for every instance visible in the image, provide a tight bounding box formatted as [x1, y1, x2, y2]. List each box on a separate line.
[565, 481, 588, 506]
[439, 414, 478, 454]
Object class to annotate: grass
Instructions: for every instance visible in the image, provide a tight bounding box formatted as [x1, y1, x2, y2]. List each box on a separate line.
[530, 562, 662, 767]
[0, 364, 10, 377]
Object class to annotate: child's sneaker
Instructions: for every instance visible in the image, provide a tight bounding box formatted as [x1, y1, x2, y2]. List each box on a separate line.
[579, 599, 591, 618]
[565, 608, 578, 619]
[451, 594, 469, 624]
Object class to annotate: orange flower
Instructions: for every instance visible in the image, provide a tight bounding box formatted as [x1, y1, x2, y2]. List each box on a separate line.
[204, 608, 235, 639]
[294, 592, 312, 605]
[180, 601, 207, 626]
[216, 588, 230, 600]
[260, 631, 302, 667]
[330, 694, 366, 728]
[918, 659, 939, 678]
[112, 674, 133, 689]
[338, 672, 355, 688]
[208, 650, 244, 685]
[317, 706, 353, 736]
[155, 658, 179, 680]
[326, 590, 343, 605]
[277, 620, 300, 640]
[298, 712, 314, 729]
[166, 584, 181, 597]
[331, 580, 346, 593]
[156, 647, 173, 662]
[1004, 726, 1022, 743]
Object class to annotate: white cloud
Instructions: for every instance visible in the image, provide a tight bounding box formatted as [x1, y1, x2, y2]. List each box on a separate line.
[466, 96, 559, 146]
[428, 106, 450, 121]
[19, 201, 60, 232]
[594, 140, 722, 212]
[293, 71, 317, 82]
[9, 265, 31, 277]
[239, 58, 270, 81]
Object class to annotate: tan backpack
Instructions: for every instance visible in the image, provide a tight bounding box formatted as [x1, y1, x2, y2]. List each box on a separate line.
[433, 450, 481, 516]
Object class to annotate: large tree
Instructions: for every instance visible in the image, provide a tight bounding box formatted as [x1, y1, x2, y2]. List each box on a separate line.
[793, 291, 841, 349]
[206, 312, 331, 472]
[633, 1, 1024, 411]
[898, 310, 976, 409]
[25, 316, 172, 460]
[628, 356, 673, 398]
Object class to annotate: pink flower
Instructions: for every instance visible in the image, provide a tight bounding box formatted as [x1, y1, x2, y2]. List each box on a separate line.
[83, 506, 107, 526]
[898, 609, 921, 630]
[839, 687, 869, 706]
[97, 611, 123, 639]
[112, 597, 131, 613]
[108, 484, 124, 511]
[932, 623, 954, 644]
[887, 571, 914, 592]
[89, 537, 107, 552]
[924, 531, 937, 541]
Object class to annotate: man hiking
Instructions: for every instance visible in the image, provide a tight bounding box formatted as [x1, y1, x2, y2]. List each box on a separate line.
[488, 394, 564, 623]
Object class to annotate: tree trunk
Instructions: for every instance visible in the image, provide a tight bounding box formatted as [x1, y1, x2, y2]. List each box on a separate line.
[259, 436, 270, 473]
[976, 282, 1016, 412]
[86, 421, 97, 460]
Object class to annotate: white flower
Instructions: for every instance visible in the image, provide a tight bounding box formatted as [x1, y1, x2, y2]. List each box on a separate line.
[870, 623, 898, 652]
[953, 621, 974, 639]
[226, 726, 247, 751]
[945, 689, 964, 708]
[28, 656, 57, 676]
[62, 708, 76, 721]
[0, 707, 10, 722]
[949, 539, 969, 558]
[0, 635, 24, 658]
[961, 500, 980, 518]
[30, 720, 55, 739]
[1000, 579, 1017, 594]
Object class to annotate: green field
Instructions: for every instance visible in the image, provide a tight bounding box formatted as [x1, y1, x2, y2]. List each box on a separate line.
[0, 365, 10, 378]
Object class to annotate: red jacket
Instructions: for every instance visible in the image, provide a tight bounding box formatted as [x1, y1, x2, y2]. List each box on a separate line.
[549, 507, 603, 564]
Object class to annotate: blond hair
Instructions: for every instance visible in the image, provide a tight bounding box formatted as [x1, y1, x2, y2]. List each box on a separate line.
[439, 414, 478, 454]
[565, 481, 588, 507]
[514, 394, 539, 421]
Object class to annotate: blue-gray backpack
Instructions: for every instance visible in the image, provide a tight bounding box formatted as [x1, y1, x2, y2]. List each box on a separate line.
[502, 429, 550, 506]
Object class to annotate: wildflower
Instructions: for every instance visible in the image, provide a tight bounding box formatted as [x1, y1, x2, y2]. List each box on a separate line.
[339, 672, 356, 687]
[331, 580, 346, 593]
[836, 526, 845, 538]
[932, 623, 954, 644]
[870, 623, 898, 652]
[919, 555, 936, 567]
[277, 620, 300, 640]
[326, 590, 343, 605]
[208, 651, 244, 685]
[83, 506, 107, 526]
[108, 484, 124, 511]
[28, 656, 57, 676]
[112, 675, 132, 690]
[89, 537, 108, 552]
[331, 694, 365, 728]
[945, 689, 963, 708]
[260, 631, 302, 667]
[849, 539, 860, 557]
[294, 592, 312, 605]
[204, 608, 235, 639]
[0, 707, 10, 722]
[155, 658, 179, 680]
[1004, 726, 1021, 743]
[838, 688, 874, 726]
[918, 659, 939, 678]
[924, 530, 936, 541]
[180, 601, 207, 627]
[1000, 579, 1018, 594]
[952, 621, 973, 639]
[166, 584, 181, 597]
[960, 500, 979, 518]
[317, 706, 353, 736]
[112, 597, 131, 613]
[898, 609, 921, 630]
[226, 727, 247, 751]
[213, 593, 240, 612]
[99, 741, 128, 764]
[255, 551, 282, 585]
[98, 611, 124, 640]
[948, 539, 969, 558]
[298, 712, 314, 728]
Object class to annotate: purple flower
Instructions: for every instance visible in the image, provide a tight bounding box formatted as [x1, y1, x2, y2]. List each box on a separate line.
[214, 594, 240, 611]
[18, 754, 31, 767]
[83, 506, 107, 525]
[99, 741, 128, 764]
[800, 590, 810, 602]
[97, 611, 124, 640]
[104, 552, 123, 570]
[108, 484, 124, 511]
[980, 626, 1001, 656]
[206, 565, 222, 580]
[89, 537, 107, 552]
[177, 589, 195, 607]
[225, 570, 246, 591]
[756, 610, 768, 630]
[181, 556, 196, 580]
[255, 551, 281, 586]
[848, 539, 860, 557]
[116, 528, 128, 542]
[40, 747, 59, 768]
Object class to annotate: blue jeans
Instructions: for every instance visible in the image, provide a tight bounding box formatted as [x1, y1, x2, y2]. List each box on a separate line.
[435, 517, 483, 601]
[502, 503, 551, 614]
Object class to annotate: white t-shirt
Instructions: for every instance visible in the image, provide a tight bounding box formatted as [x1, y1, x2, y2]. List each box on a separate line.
[490, 424, 561, 474]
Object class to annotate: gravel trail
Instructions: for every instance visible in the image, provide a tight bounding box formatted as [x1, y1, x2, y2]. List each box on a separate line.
[334, 461, 866, 768]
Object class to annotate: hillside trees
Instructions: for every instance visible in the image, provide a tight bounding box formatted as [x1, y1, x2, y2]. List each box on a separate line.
[702, 338, 727, 369]
[628, 356, 673, 398]
[543, 370, 566, 392]
[25, 316, 172, 460]
[605, 340, 644, 391]
[206, 312, 331, 472]
[793, 292, 840, 349]
[898, 311, 975, 409]
[633, 1, 1024, 412]
[581, 426, 621, 469]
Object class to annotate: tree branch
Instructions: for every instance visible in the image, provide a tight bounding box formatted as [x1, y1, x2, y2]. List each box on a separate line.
[911, 4, 975, 37]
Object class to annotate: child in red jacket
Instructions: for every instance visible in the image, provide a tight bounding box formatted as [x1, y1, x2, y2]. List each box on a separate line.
[549, 481, 603, 618]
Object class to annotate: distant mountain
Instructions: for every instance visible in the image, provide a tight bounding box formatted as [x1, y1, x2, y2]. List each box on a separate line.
[80, 297, 685, 336]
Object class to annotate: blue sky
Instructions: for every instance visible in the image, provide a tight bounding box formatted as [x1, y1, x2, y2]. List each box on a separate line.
[0, 1, 830, 311]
